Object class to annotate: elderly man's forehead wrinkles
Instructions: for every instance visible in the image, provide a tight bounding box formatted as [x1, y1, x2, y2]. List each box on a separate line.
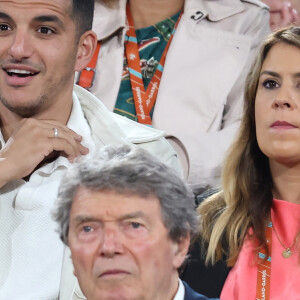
[0, 0, 72, 18]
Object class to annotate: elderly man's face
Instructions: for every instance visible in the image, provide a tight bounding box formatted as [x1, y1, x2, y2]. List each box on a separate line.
[68, 188, 189, 300]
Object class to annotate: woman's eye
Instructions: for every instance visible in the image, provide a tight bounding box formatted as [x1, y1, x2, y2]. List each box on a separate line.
[38, 27, 54, 34]
[263, 79, 279, 89]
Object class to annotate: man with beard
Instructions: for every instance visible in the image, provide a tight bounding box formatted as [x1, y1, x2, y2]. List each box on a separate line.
[0, 1, 179, 299]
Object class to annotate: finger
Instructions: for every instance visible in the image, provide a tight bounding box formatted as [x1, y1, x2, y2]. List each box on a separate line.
[25, 119, 88, 159]
[291, 8, 300, 24]
[47, 127, 89, 159]
[78, 143, 90, 155]
[50, 138, 77, 161]
[49, 138, 89, 162]
[43, 120, 83, 141]
[270, 12, 283, 30]
[265, 0, 286, 12]
[281, 2, 295, 25]
[44, 125, 84, 149]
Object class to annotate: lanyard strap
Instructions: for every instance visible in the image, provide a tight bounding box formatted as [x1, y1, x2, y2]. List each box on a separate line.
[77, 41, 101, 89]
[125, 4, 182, 125]
[256, 221, 272, 300]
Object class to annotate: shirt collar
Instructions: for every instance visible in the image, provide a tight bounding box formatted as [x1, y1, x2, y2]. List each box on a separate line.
[68, 90, 95, 155]
[93, 0, 127, 40]
[173, 279, 185, 300]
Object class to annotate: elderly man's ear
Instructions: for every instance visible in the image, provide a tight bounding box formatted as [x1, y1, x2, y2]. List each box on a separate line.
[172, 234, 190, 269]
[75, 30, 98, 72]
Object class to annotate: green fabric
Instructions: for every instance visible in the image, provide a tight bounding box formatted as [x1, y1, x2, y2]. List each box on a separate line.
[113, 11, 180, 121]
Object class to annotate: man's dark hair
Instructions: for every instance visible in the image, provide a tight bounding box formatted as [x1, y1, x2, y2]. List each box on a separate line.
[71, 0, 95, 39]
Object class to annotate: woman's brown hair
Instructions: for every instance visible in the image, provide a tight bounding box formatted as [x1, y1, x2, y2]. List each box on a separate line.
[199, 26, 300, 266]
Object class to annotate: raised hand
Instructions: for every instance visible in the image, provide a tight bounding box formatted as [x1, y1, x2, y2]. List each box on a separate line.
[0, 118, 89, 188]
[263, 0, 300, 31]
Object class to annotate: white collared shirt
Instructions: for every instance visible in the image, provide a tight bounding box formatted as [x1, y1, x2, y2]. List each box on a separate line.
[0, 92, 95, 300]
[173, 279, 185, 300]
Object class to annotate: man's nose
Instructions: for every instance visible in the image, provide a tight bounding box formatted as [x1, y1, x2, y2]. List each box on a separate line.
[8, 30, 34, 60]
[100, 226, 124, 258]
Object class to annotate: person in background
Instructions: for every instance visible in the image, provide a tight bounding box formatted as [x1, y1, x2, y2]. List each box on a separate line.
[263, 0, 300, 30]
[197, 26, 300, 299]
[78, 0, 270, 195]
[53, 144, 218, 300]
[0, 1, 180, 299]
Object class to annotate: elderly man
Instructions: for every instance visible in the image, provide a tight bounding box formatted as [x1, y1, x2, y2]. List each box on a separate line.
[0, 0, 179, 299]
[53, 144, 217, 300]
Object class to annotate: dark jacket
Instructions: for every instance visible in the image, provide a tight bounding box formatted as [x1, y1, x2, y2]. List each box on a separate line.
[183, 281, 219, 300]
[180, 240, 231, 298]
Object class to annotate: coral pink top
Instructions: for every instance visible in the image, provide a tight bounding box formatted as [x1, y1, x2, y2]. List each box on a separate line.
[221, 199, 300, 300]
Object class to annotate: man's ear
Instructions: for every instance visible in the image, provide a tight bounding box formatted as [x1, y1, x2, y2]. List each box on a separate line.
[75, 30, 98, 72]
[172, 234, 190, 269]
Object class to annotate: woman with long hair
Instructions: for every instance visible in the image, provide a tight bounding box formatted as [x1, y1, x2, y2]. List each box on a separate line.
[199, 26, 300, 299]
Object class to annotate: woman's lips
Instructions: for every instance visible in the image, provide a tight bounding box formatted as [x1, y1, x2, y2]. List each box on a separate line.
[271, 121, 298, 129]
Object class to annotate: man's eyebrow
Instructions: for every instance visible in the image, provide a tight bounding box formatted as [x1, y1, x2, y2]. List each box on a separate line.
[0, 12, 14, 22]
[293, 72, 300, 78]
[33, 15, 64, 28]
[119, 211, 147, 221]
[73, 211, 147, 225]
[73, 216, 100, 225]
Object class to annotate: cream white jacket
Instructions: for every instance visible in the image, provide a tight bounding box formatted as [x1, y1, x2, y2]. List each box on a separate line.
[89, 0, 270, 193]
[76, 84, 180, 171]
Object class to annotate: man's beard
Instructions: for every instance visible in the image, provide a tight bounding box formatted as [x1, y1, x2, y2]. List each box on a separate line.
[0, 94, 47, 118]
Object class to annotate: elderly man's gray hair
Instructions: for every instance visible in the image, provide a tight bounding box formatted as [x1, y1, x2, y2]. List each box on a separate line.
[53, 144, 198, 245]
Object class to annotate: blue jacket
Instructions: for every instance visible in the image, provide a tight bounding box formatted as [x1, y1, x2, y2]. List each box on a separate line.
[183, 281, 219, 300]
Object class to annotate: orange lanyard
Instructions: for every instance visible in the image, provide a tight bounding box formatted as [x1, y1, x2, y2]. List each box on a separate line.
[77, 42, 101, 90]
[256, 221, 272, 300]
[125, 4, 182, 125]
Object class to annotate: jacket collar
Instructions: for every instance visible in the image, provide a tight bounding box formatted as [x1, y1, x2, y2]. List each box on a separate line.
[93, 0, 127, 40]
[74, 84, 165, 146]
[93, 0, 251, 40]
[185, 0, 244, 21]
